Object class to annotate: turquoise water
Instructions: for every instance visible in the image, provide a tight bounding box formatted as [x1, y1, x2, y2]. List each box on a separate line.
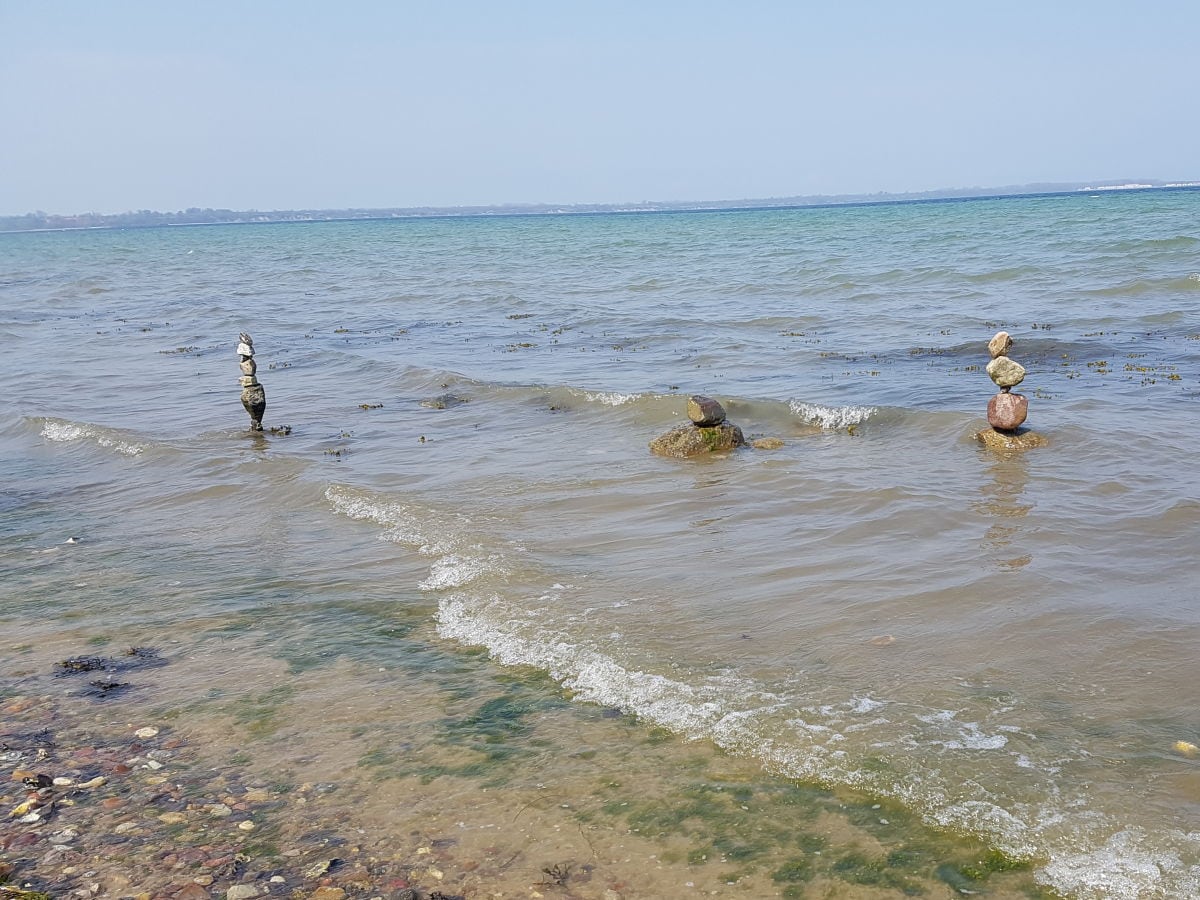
[2, 188, 1199, 898]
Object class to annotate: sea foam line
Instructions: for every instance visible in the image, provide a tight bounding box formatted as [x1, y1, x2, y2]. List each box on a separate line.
[326, 485, 505, 590]
[434, 591, 1200, 900]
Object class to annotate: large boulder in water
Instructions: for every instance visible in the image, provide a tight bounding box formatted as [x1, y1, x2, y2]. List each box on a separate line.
[650, 422, 745, 458]
[974, 427, 1047, 452]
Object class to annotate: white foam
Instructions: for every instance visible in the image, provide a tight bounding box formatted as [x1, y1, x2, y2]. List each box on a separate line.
[849, 696, 886, 715]
[419, 553, 498, 591]
[581, 390, 639, 406]
[326, 485, 505, 587]
[41, 419, 143, 456]
[918, 709, 1009, 751]
[789, 401, 877, 429]
[1039, 829, 1200, 900]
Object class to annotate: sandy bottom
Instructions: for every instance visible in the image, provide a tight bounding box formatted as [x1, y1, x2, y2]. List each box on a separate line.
[1, 627, 1050, 900]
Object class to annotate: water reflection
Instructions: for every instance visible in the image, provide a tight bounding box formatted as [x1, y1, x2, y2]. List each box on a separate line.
[972, 449, 1035, 569]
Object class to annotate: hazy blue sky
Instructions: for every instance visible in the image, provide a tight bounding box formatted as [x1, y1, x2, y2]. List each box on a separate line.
[2, 1, 1196, 215]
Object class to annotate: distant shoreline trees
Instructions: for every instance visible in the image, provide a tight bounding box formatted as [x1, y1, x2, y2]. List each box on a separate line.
[1, 182, 1193, 233]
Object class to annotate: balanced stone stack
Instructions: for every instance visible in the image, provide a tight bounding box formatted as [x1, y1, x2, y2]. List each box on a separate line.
[237, 332, 267, 431]
[975, 331, 1046, 449]
[985, 331, 1027, 430]
[649, 395, 745, 458]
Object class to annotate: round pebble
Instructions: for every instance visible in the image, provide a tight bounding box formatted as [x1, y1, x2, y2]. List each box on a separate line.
[134, 727, 159, 739]
[238, 820, 256, 831]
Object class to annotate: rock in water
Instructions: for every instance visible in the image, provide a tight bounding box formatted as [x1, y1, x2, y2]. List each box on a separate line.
[986, 355, 1026, 390]
[239, 357, 257, 376]
[236, 342, 254, 358]
[687, 395, 726, 426]
[649, 422, 745, 458]
[974, 427, 1048, 451]
[987, 391, 1028, 430]
[987, 331, 1013, 359]
[241, 383, 267, 431]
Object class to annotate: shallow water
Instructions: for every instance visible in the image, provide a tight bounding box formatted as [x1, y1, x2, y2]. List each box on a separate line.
[2, 189, 1199, 898]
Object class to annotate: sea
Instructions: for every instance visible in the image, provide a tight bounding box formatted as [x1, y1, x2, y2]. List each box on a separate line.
[2, 188, 1199, 899]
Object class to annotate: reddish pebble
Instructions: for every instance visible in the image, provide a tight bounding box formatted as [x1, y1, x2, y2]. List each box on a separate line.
[112, 764, 132, 775]
[987, 391, 1028, 431]
[164, 739, 185, 750]
[101, 797, 125, 809]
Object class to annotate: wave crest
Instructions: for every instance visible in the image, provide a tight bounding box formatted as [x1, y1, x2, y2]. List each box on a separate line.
[789, 401, 877, 429]
[40, 418, 144, 456]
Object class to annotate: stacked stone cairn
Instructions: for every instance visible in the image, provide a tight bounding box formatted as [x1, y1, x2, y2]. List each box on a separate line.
[237, 332, 267, 431]
[649, 395, 746, 458]
[975, 331, 1046, 449]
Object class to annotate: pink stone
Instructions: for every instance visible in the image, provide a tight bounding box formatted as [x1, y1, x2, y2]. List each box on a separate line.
[987, 392, 1028, 431]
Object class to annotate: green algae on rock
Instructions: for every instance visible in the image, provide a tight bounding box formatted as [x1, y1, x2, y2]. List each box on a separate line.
[650, 394, 746, 457]
[650, 422, 746, 458]
[974, 427, 1049, 452]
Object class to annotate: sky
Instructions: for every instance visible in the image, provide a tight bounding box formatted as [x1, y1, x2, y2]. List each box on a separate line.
[2, 0, 1197, 215]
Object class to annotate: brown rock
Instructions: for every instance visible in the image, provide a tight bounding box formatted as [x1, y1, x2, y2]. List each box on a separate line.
[974, 428, 1048, 451]
[751, 437, 784, 450]
[687, 395, 726, 426]
[241, 383, 267, 431]
[649, 422, 745, 458]
[239, 358, 256, 376]
[987, 392, 1028, 430]
[310, 889, 347, 900]
[175, 886, 210, 900]
[988, 331, 1013, 359]
[986, 355, 1026, 390]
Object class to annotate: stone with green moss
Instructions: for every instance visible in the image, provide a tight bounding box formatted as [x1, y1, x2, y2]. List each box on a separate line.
[650, 422, 746, 458]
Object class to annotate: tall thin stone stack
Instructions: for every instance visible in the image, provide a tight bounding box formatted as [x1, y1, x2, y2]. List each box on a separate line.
[237, 332, 267, 431]
[975, 331, 1046, 449]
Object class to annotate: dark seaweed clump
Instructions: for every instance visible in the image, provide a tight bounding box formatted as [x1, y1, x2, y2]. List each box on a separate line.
[55, 647, 165, 677]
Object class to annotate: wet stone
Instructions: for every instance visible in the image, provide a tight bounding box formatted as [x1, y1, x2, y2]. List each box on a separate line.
[975, 427, 1048, 451]
[988, 392, 1029, 430]
[988, 330, 1013, 359]
[751, 437, 784, 450]
[986, 355, 1026, 390]
[687, 394, 726, 426]
[241, 383, 267, 431]
[649, 422, 746, 458]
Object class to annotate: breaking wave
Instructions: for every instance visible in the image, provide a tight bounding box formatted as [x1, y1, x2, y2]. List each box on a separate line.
[789, 400, 878, 429]
[39, 418, 145, 456]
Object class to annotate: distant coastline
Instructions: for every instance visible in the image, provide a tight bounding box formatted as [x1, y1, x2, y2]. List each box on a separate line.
[3, 179, 1199, 234]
